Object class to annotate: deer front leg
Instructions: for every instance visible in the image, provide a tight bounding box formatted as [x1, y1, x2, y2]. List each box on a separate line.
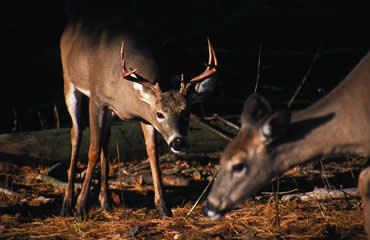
[141, 122, 172, 217]
[99, 110, 114, 211]
[75, 101, 104, 217]
[61, 124, 81, 217]
[62, 84, 83, 217]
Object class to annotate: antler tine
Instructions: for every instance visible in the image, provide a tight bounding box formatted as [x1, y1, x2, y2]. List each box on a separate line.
[179, 73, 185, 93]
[189, 39, 217, 83]
[120, 41, 137, 78]
[211, 38, 218, 66]
[180, 39, 218, 95]
[120, 41, 162, 98]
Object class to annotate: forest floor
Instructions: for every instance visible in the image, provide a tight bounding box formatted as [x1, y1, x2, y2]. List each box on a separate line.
[0, 118, 368, 239]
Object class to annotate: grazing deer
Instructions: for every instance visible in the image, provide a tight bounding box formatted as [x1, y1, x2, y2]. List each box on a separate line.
[204, 52, 370, 220]
[60, 20, 217, 217]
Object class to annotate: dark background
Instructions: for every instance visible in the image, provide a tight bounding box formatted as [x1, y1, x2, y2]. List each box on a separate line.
[2, 0, 369, 132]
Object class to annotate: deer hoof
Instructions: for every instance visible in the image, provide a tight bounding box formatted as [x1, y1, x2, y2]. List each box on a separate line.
[157, 199, 172, 218]
[61, 199, 73, 217]
[100, 199, 111, 212]
[158, 205, 172, 218]
[75, 209, 86, 221]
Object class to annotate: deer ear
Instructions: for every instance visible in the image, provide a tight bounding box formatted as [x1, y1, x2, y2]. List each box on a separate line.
[261, 109, 291, 141]
[187, 75, 218, 105]
[241, 93, 272, 129]
[133, 82, 157, 105]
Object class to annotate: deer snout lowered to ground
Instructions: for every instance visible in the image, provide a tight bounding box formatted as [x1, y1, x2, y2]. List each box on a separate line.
[204, 52, 370, 220]
[60, 20, 218, 218]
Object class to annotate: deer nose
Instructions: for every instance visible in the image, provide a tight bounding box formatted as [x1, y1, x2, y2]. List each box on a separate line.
[203, 201, 222, 221]
[170, 137, 186, 152]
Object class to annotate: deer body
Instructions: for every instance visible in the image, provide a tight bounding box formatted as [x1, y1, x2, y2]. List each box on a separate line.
[60, 20, 217, 217]
[205, 52, 370, 220]
[275, 52, 370, 173]
[62, 22, 160, 119]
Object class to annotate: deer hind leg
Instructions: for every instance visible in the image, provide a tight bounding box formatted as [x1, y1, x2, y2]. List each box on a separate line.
[141, 122, 172, 217]
[99, 110, 114, 211]
[75, 100, 104, 217]
[61, 82, 83, 217]
[359, 167, 370, 237]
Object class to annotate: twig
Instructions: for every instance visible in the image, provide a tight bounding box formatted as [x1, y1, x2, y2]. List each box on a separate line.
[261, 188, 299, 196]
[11, 105, 18, 132]
[54, 104, 60, 129]
[313, 193, 327, 220]
[320, 159, 334, 201]
[43, 162, 62, 176]
[213, 114, 240, 131]
[37, 111, 46, 129]
[274, 177, 280, 226]
[346, 156, 357, 186]
[127, 155, 172, 173]
[254, 43, 263, 93]
[340, 184, 352, 209]
[185, 169, 220, 219]
[190, 113, 233, 142]
[288, 49, 320, 108]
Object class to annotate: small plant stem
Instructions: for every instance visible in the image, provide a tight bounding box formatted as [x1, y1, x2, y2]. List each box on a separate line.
[254, 43, 263, 93]
[185, 169, 220, 219]
[288, 49, 320, 108]
[274, 177, 280, 226]
[54, 104, 60, 129]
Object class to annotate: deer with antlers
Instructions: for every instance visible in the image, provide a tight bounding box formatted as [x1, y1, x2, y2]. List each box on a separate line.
[60, 20, 217, 217]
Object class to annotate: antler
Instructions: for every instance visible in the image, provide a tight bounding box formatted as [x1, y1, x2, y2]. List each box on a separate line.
[120, 41, 138, 78]
[180, 39, 218, 95]
[120, 41, 162, 98]
[190, 38, 218, 82]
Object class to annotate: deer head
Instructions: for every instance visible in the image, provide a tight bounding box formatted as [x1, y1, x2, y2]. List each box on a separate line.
[204, 93, 291, 220]
[120, 40, 218, 152]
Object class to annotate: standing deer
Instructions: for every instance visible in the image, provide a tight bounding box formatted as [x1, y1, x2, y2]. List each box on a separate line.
[60, 20, 217, 217]
[204, 52, 370, 220]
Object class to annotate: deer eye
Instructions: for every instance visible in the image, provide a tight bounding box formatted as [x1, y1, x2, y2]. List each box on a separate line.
[156, 112, 165, 119]
[232, 162, 246, 174]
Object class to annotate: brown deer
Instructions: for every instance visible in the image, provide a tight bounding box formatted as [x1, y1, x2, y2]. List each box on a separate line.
[204, 52, 370, 220]
[60, 20, 217, 217]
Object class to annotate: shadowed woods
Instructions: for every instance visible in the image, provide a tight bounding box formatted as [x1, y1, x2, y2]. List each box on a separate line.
[1, 1, 369, 239]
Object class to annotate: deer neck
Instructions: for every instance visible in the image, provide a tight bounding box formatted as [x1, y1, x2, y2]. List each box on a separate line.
[272, 53, 370, 175]
[271, 112, 335, 176]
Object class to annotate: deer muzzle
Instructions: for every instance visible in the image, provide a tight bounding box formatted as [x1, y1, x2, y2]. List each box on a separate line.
[169, 137, 187, 153]
[203, 200, 226, 221]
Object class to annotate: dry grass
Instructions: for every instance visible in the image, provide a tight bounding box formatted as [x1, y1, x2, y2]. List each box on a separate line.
[0, 154, 368, 239]
[0, 197, 366, 240]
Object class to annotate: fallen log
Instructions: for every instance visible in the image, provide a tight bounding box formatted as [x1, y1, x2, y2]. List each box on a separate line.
[190, 114, 233, 142]
[110, 173, 190, 189]
[36, 173, 82, 192]
[280, 187, 359, 202]
[213, 114, 240, 131]
[36, 161, 191, 193]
